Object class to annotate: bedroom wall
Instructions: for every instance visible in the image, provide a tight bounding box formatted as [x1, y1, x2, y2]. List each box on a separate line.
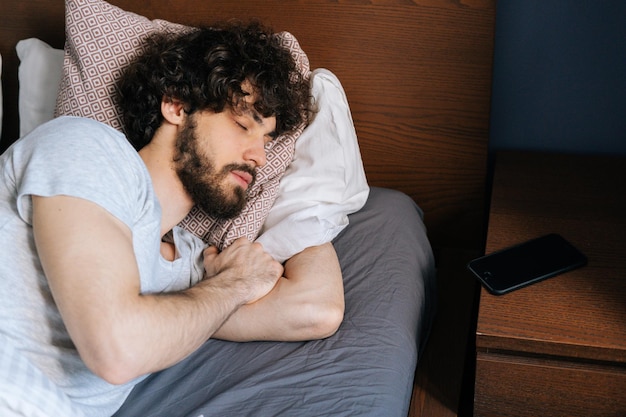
[489, 1, 626, 156]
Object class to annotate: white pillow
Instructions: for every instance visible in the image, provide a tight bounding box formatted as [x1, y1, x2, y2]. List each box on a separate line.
[0, 52, 3, 139]
[18, 39, 369, 262]
[16, 38, 64, 137]
[256, 69, 370, 262]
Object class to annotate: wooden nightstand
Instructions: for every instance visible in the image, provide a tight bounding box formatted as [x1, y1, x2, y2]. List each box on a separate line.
[473, 151, 626, 417]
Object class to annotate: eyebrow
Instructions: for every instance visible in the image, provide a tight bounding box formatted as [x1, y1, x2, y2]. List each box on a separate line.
[245, 107, 278, 139]
[248, 108, 264, 125]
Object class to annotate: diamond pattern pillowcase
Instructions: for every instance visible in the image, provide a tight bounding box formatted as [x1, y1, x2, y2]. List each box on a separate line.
[55, 0, 310, 250]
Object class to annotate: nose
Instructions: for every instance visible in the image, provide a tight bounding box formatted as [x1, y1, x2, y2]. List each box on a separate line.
[244, 135, 267, 168]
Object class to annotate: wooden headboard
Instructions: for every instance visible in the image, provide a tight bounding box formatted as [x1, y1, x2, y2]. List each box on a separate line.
[0, 0, 496, 255]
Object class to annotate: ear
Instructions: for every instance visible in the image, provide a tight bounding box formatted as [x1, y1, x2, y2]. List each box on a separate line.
[161, 97, 186, 126]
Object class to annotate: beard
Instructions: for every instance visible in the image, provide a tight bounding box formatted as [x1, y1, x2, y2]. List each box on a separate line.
[173, 118, 256, 219]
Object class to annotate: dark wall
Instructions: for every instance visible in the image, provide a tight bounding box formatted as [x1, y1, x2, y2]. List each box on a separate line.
[489, 1, 626, 155]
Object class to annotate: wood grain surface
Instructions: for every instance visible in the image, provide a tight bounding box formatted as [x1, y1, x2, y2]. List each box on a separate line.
[475, 151, 626, 416]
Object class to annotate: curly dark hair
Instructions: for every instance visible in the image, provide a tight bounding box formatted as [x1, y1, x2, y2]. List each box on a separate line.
[118, 21, 310, 150]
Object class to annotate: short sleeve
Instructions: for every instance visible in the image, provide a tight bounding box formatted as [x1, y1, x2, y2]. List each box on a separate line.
[10, 117, 155, 229]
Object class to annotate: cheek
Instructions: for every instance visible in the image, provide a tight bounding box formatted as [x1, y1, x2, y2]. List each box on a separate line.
[202, 137, 239, 169]
[193, 118, 244, 169]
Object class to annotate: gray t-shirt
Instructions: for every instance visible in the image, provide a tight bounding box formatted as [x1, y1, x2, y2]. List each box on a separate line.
[0, 116, 204, 416]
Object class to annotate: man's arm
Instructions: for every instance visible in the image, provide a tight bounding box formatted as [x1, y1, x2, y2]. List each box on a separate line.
[210, 242, 345, 342]
[32, 195, 282, 385]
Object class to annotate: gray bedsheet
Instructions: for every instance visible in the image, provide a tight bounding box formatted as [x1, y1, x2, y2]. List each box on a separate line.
[114, 187, 436, 417]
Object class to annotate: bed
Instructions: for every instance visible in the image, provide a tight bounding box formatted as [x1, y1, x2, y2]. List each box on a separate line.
[0, 1, 496, 416]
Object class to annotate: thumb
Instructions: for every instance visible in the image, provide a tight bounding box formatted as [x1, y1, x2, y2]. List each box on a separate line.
[203, 245, 219, 261]
[202, 246, 220, 278]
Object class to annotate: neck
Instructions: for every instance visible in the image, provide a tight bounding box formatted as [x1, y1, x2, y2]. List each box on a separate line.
[139, 129, 194, 238]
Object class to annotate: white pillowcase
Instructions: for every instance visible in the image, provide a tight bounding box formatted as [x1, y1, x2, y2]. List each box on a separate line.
[256, 69, 369, 261]
[0, 52, 3, 139]
[16, 38, 64, 137]
[17, 39, 369, 262]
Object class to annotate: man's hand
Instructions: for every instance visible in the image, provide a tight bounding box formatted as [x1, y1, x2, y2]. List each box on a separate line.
[202, 238, 283, 305]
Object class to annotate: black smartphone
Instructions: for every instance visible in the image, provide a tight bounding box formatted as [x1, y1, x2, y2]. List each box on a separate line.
[467, 233, 587, 295]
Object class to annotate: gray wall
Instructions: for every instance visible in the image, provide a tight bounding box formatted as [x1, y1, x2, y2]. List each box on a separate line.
[489, 1, 626, 156]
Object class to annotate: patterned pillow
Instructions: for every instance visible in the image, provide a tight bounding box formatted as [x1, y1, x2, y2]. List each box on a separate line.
[55, 0, 310, 250]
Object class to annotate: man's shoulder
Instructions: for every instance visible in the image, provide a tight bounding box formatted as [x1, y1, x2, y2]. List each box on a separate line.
[39, 116, 127, 146]
[7, 116, 146, 186]
[19, 116, 136, 162]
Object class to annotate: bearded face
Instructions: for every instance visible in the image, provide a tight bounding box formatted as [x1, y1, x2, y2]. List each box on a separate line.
[173, 117, 256, 219]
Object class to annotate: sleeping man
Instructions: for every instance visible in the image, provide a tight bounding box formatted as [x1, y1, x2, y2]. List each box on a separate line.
[0, 22, 346, 417]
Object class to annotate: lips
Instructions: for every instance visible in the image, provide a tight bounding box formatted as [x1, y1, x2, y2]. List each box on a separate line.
[231, 169, 254, 189]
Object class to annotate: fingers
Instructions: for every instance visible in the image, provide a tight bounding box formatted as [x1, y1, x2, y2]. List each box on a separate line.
[201, 239, 283, 304]
[203, 246, 219, 257]
[202, 246, 220, 278]
[202, 238, 252, 275]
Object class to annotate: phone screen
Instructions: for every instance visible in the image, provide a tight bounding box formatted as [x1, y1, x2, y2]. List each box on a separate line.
[467, 234, 587, 295]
